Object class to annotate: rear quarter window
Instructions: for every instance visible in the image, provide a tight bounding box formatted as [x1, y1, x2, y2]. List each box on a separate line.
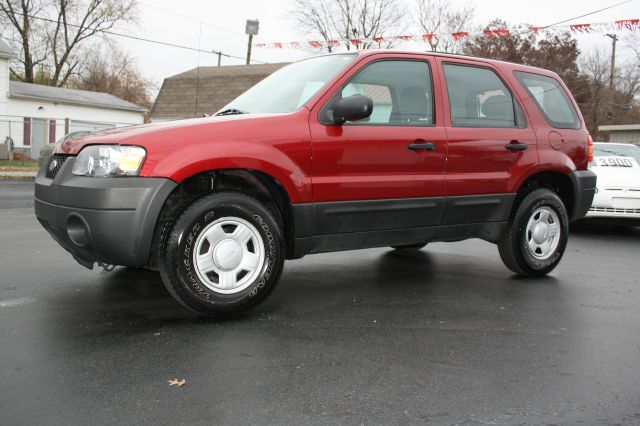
[514, 71, 580, 129]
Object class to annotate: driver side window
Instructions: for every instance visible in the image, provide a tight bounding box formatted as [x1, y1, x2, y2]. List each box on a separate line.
[323, 60, 435, 126]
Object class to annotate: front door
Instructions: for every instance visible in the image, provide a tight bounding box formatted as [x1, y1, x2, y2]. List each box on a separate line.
[309, 56, 447, 235]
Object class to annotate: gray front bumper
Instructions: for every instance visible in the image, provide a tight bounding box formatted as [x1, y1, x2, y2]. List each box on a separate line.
[34, 156, 176, 268]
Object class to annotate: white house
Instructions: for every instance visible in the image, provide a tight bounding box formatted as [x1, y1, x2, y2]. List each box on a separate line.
[0, 39, 147, 159]
[597, 124, 640, 146]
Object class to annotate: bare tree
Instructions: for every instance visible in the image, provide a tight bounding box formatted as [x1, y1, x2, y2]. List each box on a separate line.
[0, 0, 137, 87]
[624, 33, 640, 63]
[0, 0, 49, 83]
[290, 0, 406, 52]
[579, 47, 640, 136]
[72, 43, 152, 108]
[579, 49, 611, 133]
[415, 0, 474, 53]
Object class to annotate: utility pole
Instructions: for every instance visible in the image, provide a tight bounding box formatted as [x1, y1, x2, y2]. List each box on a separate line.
[605, 33, 618, 120]
[213, 50, 222, 67]
[245, 19, 259, 65]
[246, 34, 253, 65]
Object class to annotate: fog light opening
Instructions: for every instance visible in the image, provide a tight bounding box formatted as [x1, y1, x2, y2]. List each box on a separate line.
[67, 214, 90, 247]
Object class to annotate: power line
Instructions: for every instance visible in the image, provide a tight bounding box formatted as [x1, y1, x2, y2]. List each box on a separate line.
[504, 0, 637, 38]
[137, 1, 246, 37]
[540, 0, 636, 28]
[5, 11, 268, 64]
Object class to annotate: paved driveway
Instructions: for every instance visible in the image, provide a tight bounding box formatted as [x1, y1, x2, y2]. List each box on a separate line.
[1, 181, 639, 425]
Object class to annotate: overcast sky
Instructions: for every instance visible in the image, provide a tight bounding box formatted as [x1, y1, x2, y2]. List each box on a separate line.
[119, 0, 639, 89]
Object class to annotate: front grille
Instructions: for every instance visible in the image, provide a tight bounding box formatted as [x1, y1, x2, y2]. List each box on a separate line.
[589, 206, 640, 214]
[45, 155, 71, 179]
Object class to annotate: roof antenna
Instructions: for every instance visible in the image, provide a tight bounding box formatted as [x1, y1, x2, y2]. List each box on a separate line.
[194, 23, 203, 117]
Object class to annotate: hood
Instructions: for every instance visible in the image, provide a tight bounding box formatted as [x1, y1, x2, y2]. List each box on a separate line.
[590, 162, 640, 189]
[55, 113, 290, 155]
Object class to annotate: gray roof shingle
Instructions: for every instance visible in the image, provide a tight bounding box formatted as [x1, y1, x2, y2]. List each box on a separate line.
[9, 81, 147, 112]
[150, 63, 288, 119]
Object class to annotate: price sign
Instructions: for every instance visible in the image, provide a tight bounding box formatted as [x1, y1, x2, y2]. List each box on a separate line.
[594, 156, 639, 168]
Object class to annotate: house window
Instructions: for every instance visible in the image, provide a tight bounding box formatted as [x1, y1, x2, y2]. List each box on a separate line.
[23, 118, 31, 146]
[49, 120, 56, 143]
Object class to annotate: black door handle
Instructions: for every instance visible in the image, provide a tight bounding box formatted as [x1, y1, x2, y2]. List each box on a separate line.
[505, 140, 528, 151]
[408, 141, 436, 151]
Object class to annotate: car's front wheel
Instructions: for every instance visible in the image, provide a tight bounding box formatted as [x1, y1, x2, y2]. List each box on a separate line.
[158, 192, 285, 316]
[498, 188, 569, 277]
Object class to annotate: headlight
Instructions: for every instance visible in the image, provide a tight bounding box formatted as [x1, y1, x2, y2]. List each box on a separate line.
[72, 145, 146, 177]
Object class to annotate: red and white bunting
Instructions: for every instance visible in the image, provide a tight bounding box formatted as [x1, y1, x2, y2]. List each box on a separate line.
[451, 31, 469, 41]
[570, 23, 592, 33]
[616, 19, 639, 30]
[483, 29, 510, 38]
[255, 19, 638, 49]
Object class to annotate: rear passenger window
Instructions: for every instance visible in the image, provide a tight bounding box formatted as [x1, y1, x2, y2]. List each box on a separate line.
[515, 71, 580, 129]
[443, 63, 523, 128]
[322, 60, 434, 126]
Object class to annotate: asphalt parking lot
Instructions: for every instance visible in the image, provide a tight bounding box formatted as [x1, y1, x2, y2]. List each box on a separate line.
[1, 180, 639, 425]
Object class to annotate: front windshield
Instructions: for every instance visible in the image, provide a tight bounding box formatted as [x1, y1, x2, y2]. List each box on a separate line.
[219, 54, 355, 114]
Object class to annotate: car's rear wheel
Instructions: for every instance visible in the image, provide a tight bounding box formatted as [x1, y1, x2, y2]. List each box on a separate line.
[391, 243, 427, 251]
[158, 192, 284, 316]
[498, 188, 569, 277]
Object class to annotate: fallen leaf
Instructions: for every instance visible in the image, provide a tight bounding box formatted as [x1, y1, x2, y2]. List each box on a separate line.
[168, 378, 186, 388]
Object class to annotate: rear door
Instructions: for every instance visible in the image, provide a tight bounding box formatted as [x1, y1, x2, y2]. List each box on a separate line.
[309, 55, 447, 234]
[438, 58, 538, 225]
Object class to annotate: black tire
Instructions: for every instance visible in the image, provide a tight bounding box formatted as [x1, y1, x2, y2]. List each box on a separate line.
[391, 243, 427, 251]
[498, 188, 569, 277]
[158, 192, 285, 317]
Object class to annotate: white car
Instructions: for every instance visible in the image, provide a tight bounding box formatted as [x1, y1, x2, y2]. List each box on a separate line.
[586, 142, 640, 222]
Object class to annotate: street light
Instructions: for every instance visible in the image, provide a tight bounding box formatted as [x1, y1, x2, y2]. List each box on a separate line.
[245, 19, 259, 65]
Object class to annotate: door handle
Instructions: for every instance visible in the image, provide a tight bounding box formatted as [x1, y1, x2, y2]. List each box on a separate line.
[505, 140, 528, 151]
[408, 141, 436, 151]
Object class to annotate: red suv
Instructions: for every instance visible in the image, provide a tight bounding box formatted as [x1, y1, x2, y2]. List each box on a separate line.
[35, 51, 596, 316]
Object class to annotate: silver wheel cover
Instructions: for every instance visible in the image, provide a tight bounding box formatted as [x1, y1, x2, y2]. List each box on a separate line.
[193, 217, 266, 294]
[525, 206, 561, 260]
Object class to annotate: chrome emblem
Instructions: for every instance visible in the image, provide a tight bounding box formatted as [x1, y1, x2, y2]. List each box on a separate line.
[49, 159, 58, 171]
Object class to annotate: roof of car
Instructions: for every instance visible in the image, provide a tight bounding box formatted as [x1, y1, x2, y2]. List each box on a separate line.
[350, 49, 556, 76]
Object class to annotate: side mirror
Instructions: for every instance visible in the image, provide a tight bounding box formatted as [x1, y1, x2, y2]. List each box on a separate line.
[331, 95, 373, 125]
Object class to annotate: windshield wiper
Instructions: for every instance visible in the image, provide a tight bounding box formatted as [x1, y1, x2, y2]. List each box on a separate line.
[215, 108, 247, 116]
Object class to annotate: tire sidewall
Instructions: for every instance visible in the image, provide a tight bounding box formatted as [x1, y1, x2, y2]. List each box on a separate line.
[167, 195, 283, 313]
[515, 190, 569, 274]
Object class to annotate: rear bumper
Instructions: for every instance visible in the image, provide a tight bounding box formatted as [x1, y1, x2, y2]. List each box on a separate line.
[585, 188, 640, 220]
[34, 156, 176, 268]
[586, 209, 640, 220]
[569, 170, 597, 222]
